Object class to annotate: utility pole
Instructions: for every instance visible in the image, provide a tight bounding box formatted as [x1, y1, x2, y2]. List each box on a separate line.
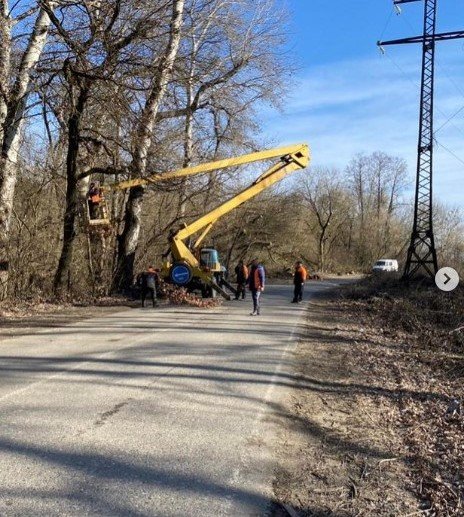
[378, 0, 464, 280]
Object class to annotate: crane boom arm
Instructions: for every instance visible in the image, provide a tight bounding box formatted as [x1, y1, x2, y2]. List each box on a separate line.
[170, 143, 310, 266]
[108, 144, 309, 191]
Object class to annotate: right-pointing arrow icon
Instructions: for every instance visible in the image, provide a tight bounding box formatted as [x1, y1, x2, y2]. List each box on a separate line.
[436, 267, 459, 292]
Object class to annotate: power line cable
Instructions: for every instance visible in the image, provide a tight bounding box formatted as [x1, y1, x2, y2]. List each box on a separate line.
[434, 104, 464, 134]
[400, 8, 464, 99]
[435, 139, 464, 169]
[381, 51, 464, 165]
[381, 50, 464, 140]
[379, 7, 396, 42]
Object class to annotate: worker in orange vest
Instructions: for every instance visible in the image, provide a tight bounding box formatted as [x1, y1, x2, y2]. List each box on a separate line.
[292, 261, 307, 303]
[87, 182, 102, 219]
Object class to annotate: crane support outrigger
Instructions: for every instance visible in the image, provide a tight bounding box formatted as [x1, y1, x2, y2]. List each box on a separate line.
[89, 143, 310, 300]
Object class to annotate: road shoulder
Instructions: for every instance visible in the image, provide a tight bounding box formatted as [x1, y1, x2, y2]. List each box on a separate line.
[0, 303, 132, 339]
[272, 291, 418, 516]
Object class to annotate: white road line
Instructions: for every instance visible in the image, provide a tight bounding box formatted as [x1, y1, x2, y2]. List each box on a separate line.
[225, 301, 309, 512]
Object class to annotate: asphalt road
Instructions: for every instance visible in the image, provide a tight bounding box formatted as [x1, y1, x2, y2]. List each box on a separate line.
[0, 282, 342, 516]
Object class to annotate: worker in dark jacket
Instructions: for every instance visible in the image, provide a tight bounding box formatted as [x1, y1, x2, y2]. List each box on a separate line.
[137, 266, 159, 307]
[292, 261, 307, 303]
[247, 258, 265, 316]
[234, 260, 249, 300]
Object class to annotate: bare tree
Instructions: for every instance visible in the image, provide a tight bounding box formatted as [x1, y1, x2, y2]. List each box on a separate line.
[434, 204, 464, 274]
[346, 152, 408, 268]
[114, 0, 290, 290]
[38, 0, 180, 295]
[0, 1, 56, 299]
[301, 168, 351, 272]
[113, 0, 185, 291]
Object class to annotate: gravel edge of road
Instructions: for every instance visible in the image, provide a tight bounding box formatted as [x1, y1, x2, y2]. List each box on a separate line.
[270, 289, 419, 517]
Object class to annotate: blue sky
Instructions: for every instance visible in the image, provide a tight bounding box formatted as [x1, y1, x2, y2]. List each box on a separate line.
[263, 0, 464, 207]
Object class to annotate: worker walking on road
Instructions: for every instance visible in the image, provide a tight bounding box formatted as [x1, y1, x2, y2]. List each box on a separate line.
[234, 259, 249, 300]
[292, 261, 307, 303]
[137, 266, 159, 308]
[247, 258, 265, 316]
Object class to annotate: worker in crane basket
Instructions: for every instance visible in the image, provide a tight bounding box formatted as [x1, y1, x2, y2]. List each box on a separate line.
[87, 182, 102, 220]
[247, 258, 265, 316]
[292, 261, 307, 303]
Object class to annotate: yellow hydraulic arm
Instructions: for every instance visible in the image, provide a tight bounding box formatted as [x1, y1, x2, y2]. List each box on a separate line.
[107, 144, 310, 191]
[102, 143, 310, 297]
[168, 143, 310, 269]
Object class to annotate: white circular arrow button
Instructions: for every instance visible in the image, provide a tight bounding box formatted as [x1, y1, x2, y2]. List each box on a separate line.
[435, 267, 459, 292]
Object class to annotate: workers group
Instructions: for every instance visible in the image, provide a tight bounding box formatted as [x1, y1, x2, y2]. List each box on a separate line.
[136, 259, 307, 314]
[234, 259, 308, 316]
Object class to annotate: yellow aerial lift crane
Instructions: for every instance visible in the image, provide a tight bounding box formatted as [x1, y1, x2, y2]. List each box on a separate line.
[88, 143, 310, 300]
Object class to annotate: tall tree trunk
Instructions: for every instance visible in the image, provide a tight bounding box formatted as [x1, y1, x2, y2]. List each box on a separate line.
[115, 185, 144, 291]
[319, 237, 325, 272]
[0, 150, 17, 298]
[178, 82, 194, 217]
[0, 3, 13, 296]
[0, 4, 54, 299]
[53, 80, 90, 296]
[0, 1, 11, 135]
[114, 0, 185, 291]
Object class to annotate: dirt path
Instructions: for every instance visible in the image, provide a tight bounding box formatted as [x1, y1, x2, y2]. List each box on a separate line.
[272, 292, 419, 516]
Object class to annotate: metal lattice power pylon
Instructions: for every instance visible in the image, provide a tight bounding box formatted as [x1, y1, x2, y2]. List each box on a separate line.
[379, 0, 464, 279]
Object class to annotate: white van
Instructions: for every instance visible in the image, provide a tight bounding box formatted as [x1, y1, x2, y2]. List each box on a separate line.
[372, 259, 399, 273]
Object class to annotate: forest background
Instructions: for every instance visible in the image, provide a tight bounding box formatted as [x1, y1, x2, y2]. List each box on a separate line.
[0, 0, 462, 300]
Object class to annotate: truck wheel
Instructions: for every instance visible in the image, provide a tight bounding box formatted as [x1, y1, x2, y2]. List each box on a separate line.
[169, 262, 193, 286]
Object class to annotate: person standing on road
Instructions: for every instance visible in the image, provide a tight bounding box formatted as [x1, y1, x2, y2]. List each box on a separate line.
[137, 266, 159, 308]
[292, 261, 307, 303]
[247, 258, 265, 316]
[234, 259, 249, 300]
